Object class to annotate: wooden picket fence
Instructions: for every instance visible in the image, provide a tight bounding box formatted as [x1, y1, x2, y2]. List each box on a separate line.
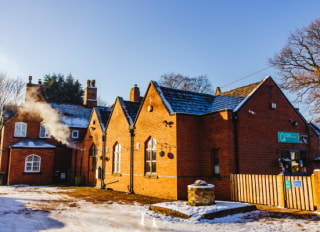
[230, 174, 316, 211]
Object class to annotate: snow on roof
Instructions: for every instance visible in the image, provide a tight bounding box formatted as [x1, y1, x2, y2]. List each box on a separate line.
[208, 95, 244, 112]
[49, 103, 92, 128]
[10, 139, 56, 149]
[154, 81, 247, 115]
[95, 106, 112, 131]
[118, 97, 141, 126]
[157, 85, 214, 115]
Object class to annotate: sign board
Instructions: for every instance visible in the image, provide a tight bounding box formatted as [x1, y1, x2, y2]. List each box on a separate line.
[278, 132, 299, 144]
[285, 180, 291, 190]
[292, 180, 302, 188]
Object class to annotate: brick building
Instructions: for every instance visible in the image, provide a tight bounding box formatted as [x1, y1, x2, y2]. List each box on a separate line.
[91, 76, 320, 200]
[0, 77, 96, 185]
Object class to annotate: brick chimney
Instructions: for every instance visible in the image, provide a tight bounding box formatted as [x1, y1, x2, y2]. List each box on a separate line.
[130, 84, 140, 102]
[25, 76, 44, 103]
[84, 79, 97, 108]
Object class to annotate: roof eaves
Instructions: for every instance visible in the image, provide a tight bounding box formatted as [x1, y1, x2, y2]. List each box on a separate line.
[152, 81, 174, 114]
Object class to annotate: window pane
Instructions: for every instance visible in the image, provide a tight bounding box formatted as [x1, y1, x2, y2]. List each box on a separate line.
[26, 163, 32, 170]
[146, 151, 151, 161]
[152, 151, 156, 160]
[281, 150, 289, 159]
[214, 164, 220, 175]
[33, 156, 40, 161]
[152, 162, 156, 173]
[292, 160, 299, 173]
[27, 156, 33, 161]
[146, 162, 151, 173]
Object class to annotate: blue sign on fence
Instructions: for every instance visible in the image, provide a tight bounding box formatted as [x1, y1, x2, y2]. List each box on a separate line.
[285, 180, 291, 190]
[292, 180, 302, 188]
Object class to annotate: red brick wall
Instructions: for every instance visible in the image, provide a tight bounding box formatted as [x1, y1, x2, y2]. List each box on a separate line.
[7, 148, 55, 185]
[73, 109, 104, 185]
[133, 84, 178, 199]
[236, 78, 311, 174]
[102, 99, 132, 191]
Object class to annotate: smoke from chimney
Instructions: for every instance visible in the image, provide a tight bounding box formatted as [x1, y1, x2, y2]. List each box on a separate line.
[20, 88, 71, 145]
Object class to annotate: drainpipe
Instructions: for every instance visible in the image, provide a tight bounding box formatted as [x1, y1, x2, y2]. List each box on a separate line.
[233, 113, 240, 174]
[128, 127, 135, 193]
[100, 133, 106, 189]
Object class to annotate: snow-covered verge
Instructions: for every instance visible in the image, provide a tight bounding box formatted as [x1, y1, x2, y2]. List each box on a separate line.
[0, 186, 319, 232]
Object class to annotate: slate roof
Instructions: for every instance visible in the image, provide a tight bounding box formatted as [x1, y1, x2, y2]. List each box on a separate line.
[95, 106, 112, 131]
[10, 139, 56, 149]
[118, 97, 141, 126]
[154, 82, 249, 115]
[310, 123, 320, 136]
[49, 103, 92, 128]
[2, 105, 18, 118]
[219, 81, 263, 97]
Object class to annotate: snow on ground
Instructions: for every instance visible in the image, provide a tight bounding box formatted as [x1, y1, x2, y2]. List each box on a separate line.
[0, 186, 320, 232]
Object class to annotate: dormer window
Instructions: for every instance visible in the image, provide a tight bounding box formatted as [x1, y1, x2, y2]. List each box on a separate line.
[72, 130, 79, 139]
[39, 125, 50, 138]
[14, 122, 27, 137]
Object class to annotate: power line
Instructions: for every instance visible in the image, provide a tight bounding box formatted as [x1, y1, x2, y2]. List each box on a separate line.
[220, 66, 274, 89]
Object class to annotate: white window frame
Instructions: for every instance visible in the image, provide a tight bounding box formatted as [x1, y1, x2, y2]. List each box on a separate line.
[145, 137, 156, 174]
[14, 122, 27, 137]
[24, 154, 41, 173]
[113, 143, 121, 173]
[39, 124, 50, 138]
[72, 130, 79, 139]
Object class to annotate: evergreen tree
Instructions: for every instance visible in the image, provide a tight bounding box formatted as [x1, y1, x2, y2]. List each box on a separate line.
[42, 73, 84, 104]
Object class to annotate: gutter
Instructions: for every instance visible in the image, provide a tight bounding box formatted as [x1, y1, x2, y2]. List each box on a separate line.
[233, 113, 240, 174]
[100, 133, 106, 189]
[128, 127, 135, 193]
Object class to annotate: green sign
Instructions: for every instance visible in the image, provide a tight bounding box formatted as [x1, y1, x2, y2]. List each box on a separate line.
[278, 131, 299, 144]
[285, 180, 291, 190]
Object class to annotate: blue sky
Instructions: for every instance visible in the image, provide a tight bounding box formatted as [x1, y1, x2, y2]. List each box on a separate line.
[0, 1, 319, 117]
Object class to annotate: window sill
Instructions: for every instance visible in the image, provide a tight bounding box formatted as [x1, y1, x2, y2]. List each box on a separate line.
[210, 175, 222, 180]
[23, 172, 42, 175]
[111, 173, 122, 177]
[144, 174, 158, 179]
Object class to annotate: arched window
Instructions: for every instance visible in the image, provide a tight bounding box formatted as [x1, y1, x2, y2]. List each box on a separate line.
[89, 144, 98, 172]
[113, 142, 121, 173]
[14, 122, 27, 137]
[25, 155, 41, 172]
[145, 137, 156, 174]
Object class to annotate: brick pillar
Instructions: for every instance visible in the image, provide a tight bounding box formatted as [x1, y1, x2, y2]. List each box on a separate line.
[313, 170, 320, 211]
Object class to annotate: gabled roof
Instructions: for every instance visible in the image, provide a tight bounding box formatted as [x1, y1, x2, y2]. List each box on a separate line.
[310, 122, 320, 136]
[94, 106, 112, 131]
[2, 105, 18, 119]
[118, 97, 141, 126]
[10, 139, 56, 149]
[49, 103, 92, 128]
[153, 80, 259, 115]
[219, 81, 263, 97]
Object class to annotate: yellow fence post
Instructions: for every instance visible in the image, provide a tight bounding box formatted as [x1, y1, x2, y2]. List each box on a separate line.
[311, 174, 317, 208]
[277, 174, 285, 208]
[313, 170, 320, 212]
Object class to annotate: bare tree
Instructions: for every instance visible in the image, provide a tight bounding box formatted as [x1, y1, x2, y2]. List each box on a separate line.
[159, 73, 213, 94]
[269, 18, 320, 121]
[0, 73, 25, 118]
[97, 95, 108, 107]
